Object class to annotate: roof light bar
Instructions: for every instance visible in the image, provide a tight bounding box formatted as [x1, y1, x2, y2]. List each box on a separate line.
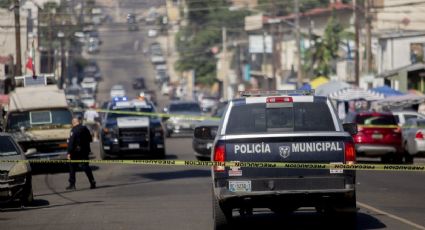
[239, 90, 315, 97]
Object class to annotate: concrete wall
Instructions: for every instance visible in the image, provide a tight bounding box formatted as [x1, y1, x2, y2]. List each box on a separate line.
[166, 0, 181, 24]
[0, 9, 28, 77]
[373, 0, 425, 31]
[377, 34, 425, 73]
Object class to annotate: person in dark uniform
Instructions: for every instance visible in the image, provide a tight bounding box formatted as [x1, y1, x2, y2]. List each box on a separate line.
[66, 116, 96, 190]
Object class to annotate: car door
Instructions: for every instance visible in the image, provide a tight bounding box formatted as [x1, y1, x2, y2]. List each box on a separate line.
[405, 119, 418, 153]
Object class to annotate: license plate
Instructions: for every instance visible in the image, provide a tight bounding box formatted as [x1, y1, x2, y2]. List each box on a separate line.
[372, 134, 383, 139]
[182, 124, 191, 128]
[128, 143, 140, 149]
[229, 181, 251, 192]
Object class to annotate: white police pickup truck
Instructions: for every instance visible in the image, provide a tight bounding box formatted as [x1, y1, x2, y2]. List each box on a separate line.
[205, 90, 358, 229]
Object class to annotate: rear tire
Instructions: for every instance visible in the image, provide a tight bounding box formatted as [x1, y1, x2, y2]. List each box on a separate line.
[381, 155, 391, 163]
[99, 145, 109, 160]
[155, 148, 166, 159]
[21, 176, 33, 206]
[405, 154, 414, 164]
[213, 193, 231, 230]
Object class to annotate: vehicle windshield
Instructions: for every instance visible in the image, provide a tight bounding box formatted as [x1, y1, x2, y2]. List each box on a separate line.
[6, 109, 73, 131]
[417, 120, 425, 127]
[169, 103, 201, 113]
[107, 106, 155, 120]
[0, 136, 19, 156]
[356, 115, 397, 126]
[226, 102, 335, 134]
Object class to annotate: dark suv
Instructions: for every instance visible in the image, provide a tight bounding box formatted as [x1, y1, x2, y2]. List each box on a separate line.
[206, 90, 357, 229]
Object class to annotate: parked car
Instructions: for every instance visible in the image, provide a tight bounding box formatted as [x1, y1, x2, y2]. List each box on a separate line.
[83, 61, 102, 81]
[127, 13, 138, 31]
[392, 111, 425, 126]
[161, 82, 172, 96]
[150, 42, 162, 55]
[81, 77, 97, 93]
[200, 96, 219, 113]
[148, 29, 158, 37]
[164, 101, 203, 137]
[80, 95, 96, 108]
[87, 38, 100, 54]
[345, 111, 403, 163]
[110, 85, 126, 99]
[192, 101, 228, 160]
[401, 118, 425, 163]
[132, 78, 146, 90]
[151, 55, 165, 64]
[0, 133, 33, 205]
[155, 69, 168, 84]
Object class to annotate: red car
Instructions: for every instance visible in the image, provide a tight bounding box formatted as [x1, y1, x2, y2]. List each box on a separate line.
[345, 112, 403, 163]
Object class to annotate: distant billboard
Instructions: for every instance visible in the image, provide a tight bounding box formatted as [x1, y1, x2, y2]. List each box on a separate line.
[249, 35, 272, 53]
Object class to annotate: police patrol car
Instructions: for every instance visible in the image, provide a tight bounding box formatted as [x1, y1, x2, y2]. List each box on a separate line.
[100, 97, 165, 159]
[209, 90, 358, 229]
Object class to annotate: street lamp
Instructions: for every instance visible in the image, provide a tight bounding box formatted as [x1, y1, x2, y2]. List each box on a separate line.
[57, 31, 65, 89]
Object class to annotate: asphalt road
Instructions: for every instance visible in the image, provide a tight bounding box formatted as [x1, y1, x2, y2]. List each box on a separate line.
[1, 1, 425, 230]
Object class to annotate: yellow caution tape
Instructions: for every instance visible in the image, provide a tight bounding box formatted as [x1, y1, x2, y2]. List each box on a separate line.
[1, 159, 424, 172]
[358, 125, 399, 129]
[96, 109, 220, 121]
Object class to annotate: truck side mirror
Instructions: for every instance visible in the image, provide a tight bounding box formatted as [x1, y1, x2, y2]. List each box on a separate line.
[343, 123, 358, 135]
[25, 148, 37, 156]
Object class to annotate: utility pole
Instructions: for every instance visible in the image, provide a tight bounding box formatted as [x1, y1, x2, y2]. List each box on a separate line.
[58, 31, 65, 89]
[365, 0, 373, 73]
[48, 12, 53, 73]
[271, 0, 277, 90]
[222, 27, 228, 100]
[295, 0, 302, 88]
[354, 0, 360, 86]
[263, 31, 268, 90]
[14, 0, 22, 76]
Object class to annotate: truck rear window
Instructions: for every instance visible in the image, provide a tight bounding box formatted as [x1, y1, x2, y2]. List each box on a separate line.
[226, 103, 335, 134]
[356, 115, 397, 126]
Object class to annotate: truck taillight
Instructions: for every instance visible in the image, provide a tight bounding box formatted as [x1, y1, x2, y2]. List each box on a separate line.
[344, 142, 356, 165]
[416, 131, 424, 139]
[213, 143, 225, 172]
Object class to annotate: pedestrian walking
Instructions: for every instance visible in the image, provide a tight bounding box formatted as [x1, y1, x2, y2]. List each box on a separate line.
[66, 116, 96, 190]
[84, 105, 100, 141]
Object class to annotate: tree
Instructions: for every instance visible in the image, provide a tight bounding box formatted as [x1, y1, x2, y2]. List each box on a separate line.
[303, 12, 351, 77]
[0, 0, 12, 9]
[257, 0, 331, 16]
[175, 1, 250, 85]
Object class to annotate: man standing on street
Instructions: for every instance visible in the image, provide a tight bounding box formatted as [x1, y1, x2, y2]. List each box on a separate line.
[67, 116, 96, 190]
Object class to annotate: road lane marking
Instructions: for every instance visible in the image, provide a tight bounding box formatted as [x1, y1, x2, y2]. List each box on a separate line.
[134, 40, 140, 51]
[358, 201, 425, 230]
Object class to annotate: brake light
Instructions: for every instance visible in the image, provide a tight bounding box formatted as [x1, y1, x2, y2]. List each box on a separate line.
[344, 142, 356, 164]
[213, 143, 225, 172]
[416, 131, 424, 139]
[266, 97, 293, 103]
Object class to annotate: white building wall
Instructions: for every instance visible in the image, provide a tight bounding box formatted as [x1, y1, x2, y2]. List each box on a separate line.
[374, 0, 425, 31]
[0, 9, 28, 77]
[377, 35, 425, 73]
